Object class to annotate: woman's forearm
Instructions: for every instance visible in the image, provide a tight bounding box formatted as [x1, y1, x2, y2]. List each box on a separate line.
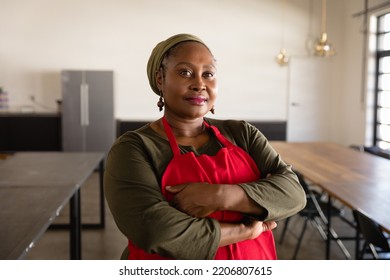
[166, 182, 267, 218]
[216, 184, 266, 217]
[219, 222, 249, 247]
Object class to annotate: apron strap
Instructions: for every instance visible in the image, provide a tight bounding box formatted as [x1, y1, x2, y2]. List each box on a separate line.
[203, 121, 234, 148]
[162, 116, 234, 156]
[162, 116, 181, 156]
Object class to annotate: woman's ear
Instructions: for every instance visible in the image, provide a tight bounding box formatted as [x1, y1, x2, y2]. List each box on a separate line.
[156, 69, 163, 90]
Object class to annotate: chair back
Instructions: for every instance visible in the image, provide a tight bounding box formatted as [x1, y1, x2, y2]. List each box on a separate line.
[294, 171, 313, 204]
[353, 210, 390, 250]
[293, 171, 327, 218]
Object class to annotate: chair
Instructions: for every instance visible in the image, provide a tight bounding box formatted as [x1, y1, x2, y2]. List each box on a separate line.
[279, 171, 354, 259]
[349, 144, 390, 160]
[353, 209, 390, 259]
[363, 146, 390, 159]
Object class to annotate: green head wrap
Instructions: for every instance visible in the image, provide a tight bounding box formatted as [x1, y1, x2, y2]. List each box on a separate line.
[147, 33, 207, 95]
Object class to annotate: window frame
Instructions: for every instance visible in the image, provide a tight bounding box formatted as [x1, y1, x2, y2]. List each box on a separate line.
[374, 13, 390, 149]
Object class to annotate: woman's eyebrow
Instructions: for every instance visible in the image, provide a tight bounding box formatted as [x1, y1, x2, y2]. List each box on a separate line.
[174, 62, 217, 69]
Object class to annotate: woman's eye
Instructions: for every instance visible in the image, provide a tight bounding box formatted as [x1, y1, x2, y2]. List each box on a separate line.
[203, 72, 215, 78]
[180, 70, 192, 77]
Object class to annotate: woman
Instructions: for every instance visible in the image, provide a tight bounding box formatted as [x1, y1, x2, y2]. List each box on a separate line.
[104, 33, 306, 260]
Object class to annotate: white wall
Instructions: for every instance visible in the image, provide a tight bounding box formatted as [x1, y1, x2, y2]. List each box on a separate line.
[0, 0, 386, 146]
[332, 0, 388, 146]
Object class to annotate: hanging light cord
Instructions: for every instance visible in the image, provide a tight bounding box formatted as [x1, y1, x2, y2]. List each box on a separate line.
[281, 0, 286, 47]
[322, 0, 327, 34]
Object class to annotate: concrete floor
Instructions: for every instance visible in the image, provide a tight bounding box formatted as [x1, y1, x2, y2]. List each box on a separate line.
[24, 172, 357, 260]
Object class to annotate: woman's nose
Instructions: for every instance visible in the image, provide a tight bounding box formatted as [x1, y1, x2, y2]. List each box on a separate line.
[190, 76, 206, 92]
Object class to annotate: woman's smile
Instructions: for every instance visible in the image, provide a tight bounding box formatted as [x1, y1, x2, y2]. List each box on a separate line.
[185, 96, 208, 105]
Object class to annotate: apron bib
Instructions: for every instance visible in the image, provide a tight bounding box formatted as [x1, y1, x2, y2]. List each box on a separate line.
[127, 117, 276, 260]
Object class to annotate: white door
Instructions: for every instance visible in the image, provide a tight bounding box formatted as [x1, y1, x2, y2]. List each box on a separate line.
[287, 57, 330, 142]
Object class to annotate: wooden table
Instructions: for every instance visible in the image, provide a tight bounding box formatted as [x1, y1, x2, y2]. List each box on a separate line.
[0, 152, 105, 260]
[270, 141, 390, 258]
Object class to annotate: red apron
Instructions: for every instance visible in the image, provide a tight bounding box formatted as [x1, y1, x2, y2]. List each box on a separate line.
[127, 117, 276, 260]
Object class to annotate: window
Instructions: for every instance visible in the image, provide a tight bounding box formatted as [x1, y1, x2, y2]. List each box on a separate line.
[375, 13, 390, 149]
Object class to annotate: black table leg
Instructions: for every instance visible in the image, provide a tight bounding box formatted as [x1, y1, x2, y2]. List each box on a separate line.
[326, 195, 331, 259]
[50, 159, 105, 231]
[70, 189, 81, 260]
[98, 159, 105, 228]
[355, 220, 361, 259]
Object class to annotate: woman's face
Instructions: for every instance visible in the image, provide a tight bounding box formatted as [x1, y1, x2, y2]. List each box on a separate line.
[157, 42, 218, 120]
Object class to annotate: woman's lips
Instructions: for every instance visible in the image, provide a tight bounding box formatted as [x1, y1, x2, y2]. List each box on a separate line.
[185, 97, 207, 105]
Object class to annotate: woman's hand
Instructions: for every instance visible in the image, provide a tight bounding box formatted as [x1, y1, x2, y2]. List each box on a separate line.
[166, 183, 220, 217]
[244, 219, 278, 240]
[219, 219, 277, 247]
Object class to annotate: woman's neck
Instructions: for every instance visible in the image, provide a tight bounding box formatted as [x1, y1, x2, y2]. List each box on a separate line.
[162, 115, 205, 138]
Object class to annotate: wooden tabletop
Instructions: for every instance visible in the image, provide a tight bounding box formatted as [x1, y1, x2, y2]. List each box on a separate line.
[0, 152, 104, 260]
[270, 141, 390, 234]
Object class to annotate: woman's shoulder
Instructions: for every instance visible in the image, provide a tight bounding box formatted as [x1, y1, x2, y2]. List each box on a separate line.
[117, 122, 164, 140]
[205, 118, 256, 133]
[111, 122, 165, 150]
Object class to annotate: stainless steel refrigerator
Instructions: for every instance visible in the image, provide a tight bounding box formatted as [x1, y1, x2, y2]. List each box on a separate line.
[61, 70, 115, 156]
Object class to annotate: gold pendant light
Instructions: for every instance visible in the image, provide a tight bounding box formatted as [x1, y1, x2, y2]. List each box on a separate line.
[313, 0, 336, 56]
[276, 48, 289, 66]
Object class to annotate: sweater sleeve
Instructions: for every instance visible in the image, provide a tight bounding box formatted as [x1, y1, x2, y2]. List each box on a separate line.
[104, 132, 220, 260]
[217, 120, 307, 222]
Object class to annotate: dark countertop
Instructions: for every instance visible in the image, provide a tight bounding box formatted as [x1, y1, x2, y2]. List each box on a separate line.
[0, 110, 60, 117]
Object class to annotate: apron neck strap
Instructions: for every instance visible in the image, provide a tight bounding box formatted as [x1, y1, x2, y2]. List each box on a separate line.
[162, 116, 233, 156]
[162, 116, 181, 156]
[203, 121, 234, 148]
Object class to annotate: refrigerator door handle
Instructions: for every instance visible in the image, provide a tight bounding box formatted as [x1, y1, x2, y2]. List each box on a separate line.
[80, 83, 90, 126]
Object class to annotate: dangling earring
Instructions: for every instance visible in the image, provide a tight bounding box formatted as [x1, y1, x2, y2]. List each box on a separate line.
[210, 106, 215, 114]
[157, 91, 164, 112]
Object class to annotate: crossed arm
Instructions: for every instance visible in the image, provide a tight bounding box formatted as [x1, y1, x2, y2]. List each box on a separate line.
[166, 182, 277, 247]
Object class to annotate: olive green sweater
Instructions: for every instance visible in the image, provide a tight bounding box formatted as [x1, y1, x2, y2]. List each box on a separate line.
[104, 118, 306, 260]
